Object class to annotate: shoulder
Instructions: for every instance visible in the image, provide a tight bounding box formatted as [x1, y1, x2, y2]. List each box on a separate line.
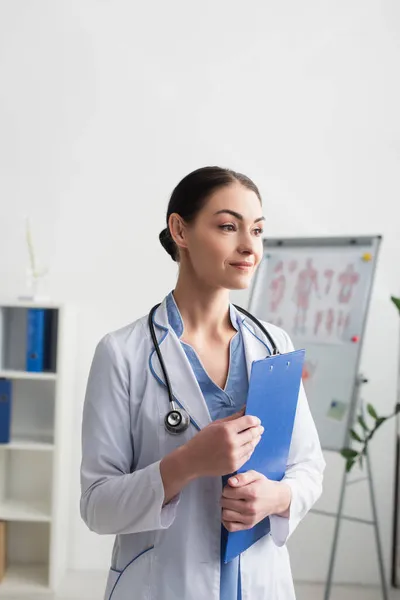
[93, 313, 152, 362]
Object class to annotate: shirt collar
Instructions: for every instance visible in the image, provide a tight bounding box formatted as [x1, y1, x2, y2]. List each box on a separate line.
[166, 291, 239, 338]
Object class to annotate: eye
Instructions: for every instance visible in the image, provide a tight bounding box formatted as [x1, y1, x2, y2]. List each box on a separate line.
[253, 227, 264, 236]
[219, 224, 236, 232]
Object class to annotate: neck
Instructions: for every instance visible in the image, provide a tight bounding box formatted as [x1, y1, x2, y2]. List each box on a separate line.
[173, 273, 233, 339]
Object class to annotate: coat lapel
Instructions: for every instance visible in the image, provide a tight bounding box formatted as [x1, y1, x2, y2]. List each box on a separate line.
[236, 309, 273, 380]
[149, 299, 212, 430]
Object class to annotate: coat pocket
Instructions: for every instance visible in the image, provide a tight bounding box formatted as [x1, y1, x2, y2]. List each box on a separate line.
[104, 546, 155, 600]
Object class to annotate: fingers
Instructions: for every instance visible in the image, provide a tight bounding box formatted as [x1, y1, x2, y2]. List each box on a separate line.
[236, 436, 262, 463]
[222, 472, 261, 498]
[222, 519, 251, 532]
[217, 406, 246, 423]
[228, 470, 261, 488]
[220, 497, 246, 512]
[238, 425, 264, 446]
[222, 507, 254, 531]
[221, 482, 261, 531]
[222, 509, 247, 524]
[223, 485, 248, 499]
[231, 414, 261, 433]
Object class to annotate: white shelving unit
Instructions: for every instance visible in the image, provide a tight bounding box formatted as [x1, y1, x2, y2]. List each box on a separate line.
[0, 300, 76, 596]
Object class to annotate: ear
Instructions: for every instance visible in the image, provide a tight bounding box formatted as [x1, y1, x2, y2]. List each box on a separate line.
[168, 213, 189, 252]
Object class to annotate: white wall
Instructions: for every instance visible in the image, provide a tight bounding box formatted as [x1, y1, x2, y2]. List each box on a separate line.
[0, 0, 399, 586]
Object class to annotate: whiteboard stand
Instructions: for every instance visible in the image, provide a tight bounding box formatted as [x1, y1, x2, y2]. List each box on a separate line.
[318, 375, 389, 600]
[390, 325, 400, 588]
[239, 235, 386, 595]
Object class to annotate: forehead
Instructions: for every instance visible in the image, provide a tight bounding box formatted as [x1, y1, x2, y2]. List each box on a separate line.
[202, 183, 262, 219]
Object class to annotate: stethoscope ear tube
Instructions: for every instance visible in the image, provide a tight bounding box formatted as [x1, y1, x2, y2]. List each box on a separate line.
[233, 305, 279, 355]
[149, 305, 191, 434]
[148, 304, 175, 399]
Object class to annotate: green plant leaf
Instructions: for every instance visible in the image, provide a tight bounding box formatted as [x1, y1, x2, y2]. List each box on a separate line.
[341, 448, 358, 459]
[350, 429, 363, 442]
[340, 292, 400, 475]
[367, 404, 378, 420]
[391, 296, 400, 315]
[358, 416, 370, 432]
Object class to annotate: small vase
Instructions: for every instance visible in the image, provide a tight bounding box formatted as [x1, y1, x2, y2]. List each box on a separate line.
[18, 267, 50, 303]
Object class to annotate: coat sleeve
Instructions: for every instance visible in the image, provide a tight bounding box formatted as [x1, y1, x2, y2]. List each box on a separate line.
[80, 332, 180, 535]
[269, 330, 326, 547]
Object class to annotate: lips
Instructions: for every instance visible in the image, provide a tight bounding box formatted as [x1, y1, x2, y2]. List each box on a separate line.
[230, 262, 254, 270]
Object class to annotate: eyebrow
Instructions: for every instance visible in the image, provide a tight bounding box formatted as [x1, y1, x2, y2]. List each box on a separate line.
[213, 209, 265, 223]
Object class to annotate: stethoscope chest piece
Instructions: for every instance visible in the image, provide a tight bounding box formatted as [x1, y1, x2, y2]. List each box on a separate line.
[165, 408, 190, 434]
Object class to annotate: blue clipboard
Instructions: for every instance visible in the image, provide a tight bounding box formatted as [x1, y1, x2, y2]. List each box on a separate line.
[222, 349, 305, 563]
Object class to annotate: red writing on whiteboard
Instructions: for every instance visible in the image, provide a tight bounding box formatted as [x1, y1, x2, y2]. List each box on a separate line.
[338, 264, 359, 304]
[326, 308, 334, 336]
[314, 310, 323, 335]
[324, 269, 335, 295]
[293, 258, 319, 334]
[269, 261, 286, 312]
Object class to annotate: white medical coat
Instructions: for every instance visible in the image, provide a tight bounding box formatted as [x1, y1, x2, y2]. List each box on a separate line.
[80, 296, 326, 600]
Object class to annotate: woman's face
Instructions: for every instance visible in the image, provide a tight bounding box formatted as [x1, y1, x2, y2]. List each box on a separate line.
[171, 182, 265, 290]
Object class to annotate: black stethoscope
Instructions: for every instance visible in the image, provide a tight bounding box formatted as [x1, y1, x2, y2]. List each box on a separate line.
[148, 303, 279, 435]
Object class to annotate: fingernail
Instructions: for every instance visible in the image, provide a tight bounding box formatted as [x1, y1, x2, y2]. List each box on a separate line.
[230, 477, 239, 485]
[260, 426, 264, 433]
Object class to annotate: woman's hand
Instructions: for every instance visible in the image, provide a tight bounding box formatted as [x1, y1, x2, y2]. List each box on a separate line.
[220, 470, 292, 532]
[160, 409, 263, 505]
[183, 409, 264, 478]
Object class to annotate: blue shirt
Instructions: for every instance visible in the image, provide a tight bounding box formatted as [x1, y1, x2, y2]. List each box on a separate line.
[166, 292, 249, 600]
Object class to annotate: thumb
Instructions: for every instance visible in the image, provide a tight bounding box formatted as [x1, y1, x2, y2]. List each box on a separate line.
[217, 406, 245, 423]
[228, 470, 260, 488]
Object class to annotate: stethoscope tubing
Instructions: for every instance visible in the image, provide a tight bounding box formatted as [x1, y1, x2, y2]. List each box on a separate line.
[148, 301, 279, 411]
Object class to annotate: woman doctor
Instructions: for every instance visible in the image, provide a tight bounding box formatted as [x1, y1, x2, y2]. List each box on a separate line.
[80, 166, 326, 600]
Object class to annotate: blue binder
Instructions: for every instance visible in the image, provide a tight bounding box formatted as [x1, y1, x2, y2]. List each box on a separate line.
[26, 309, 56, 372]
[222, 349, 305, 563]
[26, 308, 46, 372]
[0, 379, 12, 444]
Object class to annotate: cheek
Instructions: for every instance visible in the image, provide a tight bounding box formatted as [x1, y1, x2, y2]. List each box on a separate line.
[195, 234, 228, 261]
[255, 241, 264, 265]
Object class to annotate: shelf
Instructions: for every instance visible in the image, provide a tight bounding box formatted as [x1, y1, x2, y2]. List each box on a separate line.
[0, 370, 57, 381]
[0, 298, 62, 309]
[0, 564, 50, 594]
[0, 437, 54, 452]
[0, 500, 51, 523]
[0, 303, 73, 595]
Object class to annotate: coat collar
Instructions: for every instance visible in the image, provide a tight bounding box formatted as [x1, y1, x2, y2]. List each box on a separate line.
[148, 296, 272, 430]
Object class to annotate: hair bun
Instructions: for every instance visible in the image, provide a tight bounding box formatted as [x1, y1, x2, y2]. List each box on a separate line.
[159, 228, 178, 262]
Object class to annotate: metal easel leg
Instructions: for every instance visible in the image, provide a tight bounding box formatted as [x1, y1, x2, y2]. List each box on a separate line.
[324, 375, 365, 600]
[365, 448, 389, 600]
[323, 461, 348, 600]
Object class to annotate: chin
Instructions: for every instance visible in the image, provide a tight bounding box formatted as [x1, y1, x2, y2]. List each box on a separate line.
[227, 276, 253, 291]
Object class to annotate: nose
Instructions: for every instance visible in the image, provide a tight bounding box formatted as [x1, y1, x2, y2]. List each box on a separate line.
[237, 230, 257, 256]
